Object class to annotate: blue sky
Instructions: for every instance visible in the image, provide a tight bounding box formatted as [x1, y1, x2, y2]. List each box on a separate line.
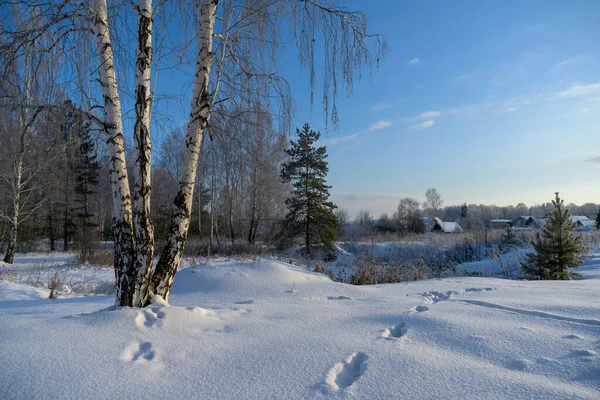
[280, 0, 600, 217]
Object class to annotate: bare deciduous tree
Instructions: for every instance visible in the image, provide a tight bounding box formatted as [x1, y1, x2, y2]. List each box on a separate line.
[1, 0, 385, 307]
[424, 188, 443, 217]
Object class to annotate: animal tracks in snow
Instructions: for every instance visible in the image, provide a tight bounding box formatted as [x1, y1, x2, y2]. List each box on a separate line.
[459, 300, 600, 327]
[326, 295, 352, 301]
[381, 322, 407, 340]
[233, 300, 254, 305]
[323, 352, 369, 393]
[563, 334, 584, 340]
[419, 287, 495, 304]
[566, 349, 597, 358]
[121, 341, 156, 363]
[135, 307, 166, 329]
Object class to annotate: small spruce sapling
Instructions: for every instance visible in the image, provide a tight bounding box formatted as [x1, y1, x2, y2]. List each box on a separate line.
[521, 192, 584, 280]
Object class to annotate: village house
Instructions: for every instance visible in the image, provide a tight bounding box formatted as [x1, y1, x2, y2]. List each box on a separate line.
[571, 216, 596, 230]
[511, 216, 545, 230]
[427, 217, 464, 233]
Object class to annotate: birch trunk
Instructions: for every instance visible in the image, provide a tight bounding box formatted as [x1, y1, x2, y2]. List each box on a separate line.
[209, 169, 215, 255]
[132, 0, 155, 307]
[247, 181, 257, 244]
[151, 0, 219, 303]
[197, 184, 202, 239]
[63, 190, 70, 251]
[48, 199, 55, 251]
[3, 161, 21, 264]
[92, 0, 135, 307]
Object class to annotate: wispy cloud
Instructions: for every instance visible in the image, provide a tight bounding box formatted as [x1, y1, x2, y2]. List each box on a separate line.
[369, 120, 392, 131]
[410, 120, 435, 130]
[555, 83, 600, 98]
[321, 133, 359, 146]
[373, 102, 391, 111]
[321, 120, 391, 146]
[408, 57, 421, 65]
[585, 156, 600, 165]
[555, 59, 575, 68]
[455, 73, 470, 83]
[418, 110, 441, 119]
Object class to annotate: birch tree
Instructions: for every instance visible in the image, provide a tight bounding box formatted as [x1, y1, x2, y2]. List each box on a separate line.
[1, 0, 385, 306]
[0, 6, 63, 262]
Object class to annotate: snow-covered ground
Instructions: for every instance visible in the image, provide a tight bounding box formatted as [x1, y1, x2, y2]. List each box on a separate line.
[0, 252, 115, 295]
[1, 252, 599, 399]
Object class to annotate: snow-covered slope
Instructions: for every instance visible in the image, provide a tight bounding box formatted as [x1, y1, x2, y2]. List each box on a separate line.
[1, 255, 599, 399]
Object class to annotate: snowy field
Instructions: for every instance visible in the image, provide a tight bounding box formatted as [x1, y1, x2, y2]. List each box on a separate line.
[1, 252, 599, 399]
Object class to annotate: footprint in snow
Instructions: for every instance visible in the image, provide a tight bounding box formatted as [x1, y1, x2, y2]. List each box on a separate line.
[464, 287, 495, 293]
[135, 307, 166, 329]
[381, 322, 407, 340]
[562, 334, 583, 340]
[233, 300, 254, 305]
[566, 349, 597, 358]
[506, 359, 530, 371]
[414, 305, 429, 312]
[323, 352, 369, 393]
[121, 341, 156, 363]
[419, 290, 457, 303]
[420, 288, 494, 304]
[518, 327, 534, 331]
[326, 296, 352, 301]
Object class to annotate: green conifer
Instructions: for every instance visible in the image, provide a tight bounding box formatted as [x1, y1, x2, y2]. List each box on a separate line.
[522, 193, 584, 279]
[280, 123, 337, 256]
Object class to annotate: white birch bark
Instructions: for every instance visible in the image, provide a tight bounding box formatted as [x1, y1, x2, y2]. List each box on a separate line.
[151, 0, 219, 302]
[3, 159, 21, 264]
[92, 0, 135, 307]
[132, 0, 155, 307]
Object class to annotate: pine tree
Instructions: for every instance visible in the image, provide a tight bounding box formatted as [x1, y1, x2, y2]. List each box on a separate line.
[595, 207, 600, 230]
[501, 225, 517, 250]
[460, 203, 468, 218]
[521, 232, 551, 279]
[74, 119, 100, 230]
[521, 192, 584, 280]
[280, 123, 337, 256]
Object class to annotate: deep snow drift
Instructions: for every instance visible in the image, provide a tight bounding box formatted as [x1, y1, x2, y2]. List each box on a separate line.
[1, 253, 599, 399]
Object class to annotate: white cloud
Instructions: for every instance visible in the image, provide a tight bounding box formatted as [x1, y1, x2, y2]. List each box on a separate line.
[408, 57, 421, 65]
[556, 83, 600, 98]
[369, 120, 392, 131]
[556, 59, 574, 67]
[321, 133, 358, 146]
[321, 120, 391, 145]
[455, 73, 470, 83]
[418, 110, 441, 119]
[373, 102, 391, 111]
[585, 156, 600, 165]
[410, 120, 435, 130]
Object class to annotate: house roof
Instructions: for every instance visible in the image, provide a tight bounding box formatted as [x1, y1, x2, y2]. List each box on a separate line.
[431, 218, 464, 233]
[571, 217, 596, 228]
[571, 216, 591, 222]
[441, 222, 463, 233]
